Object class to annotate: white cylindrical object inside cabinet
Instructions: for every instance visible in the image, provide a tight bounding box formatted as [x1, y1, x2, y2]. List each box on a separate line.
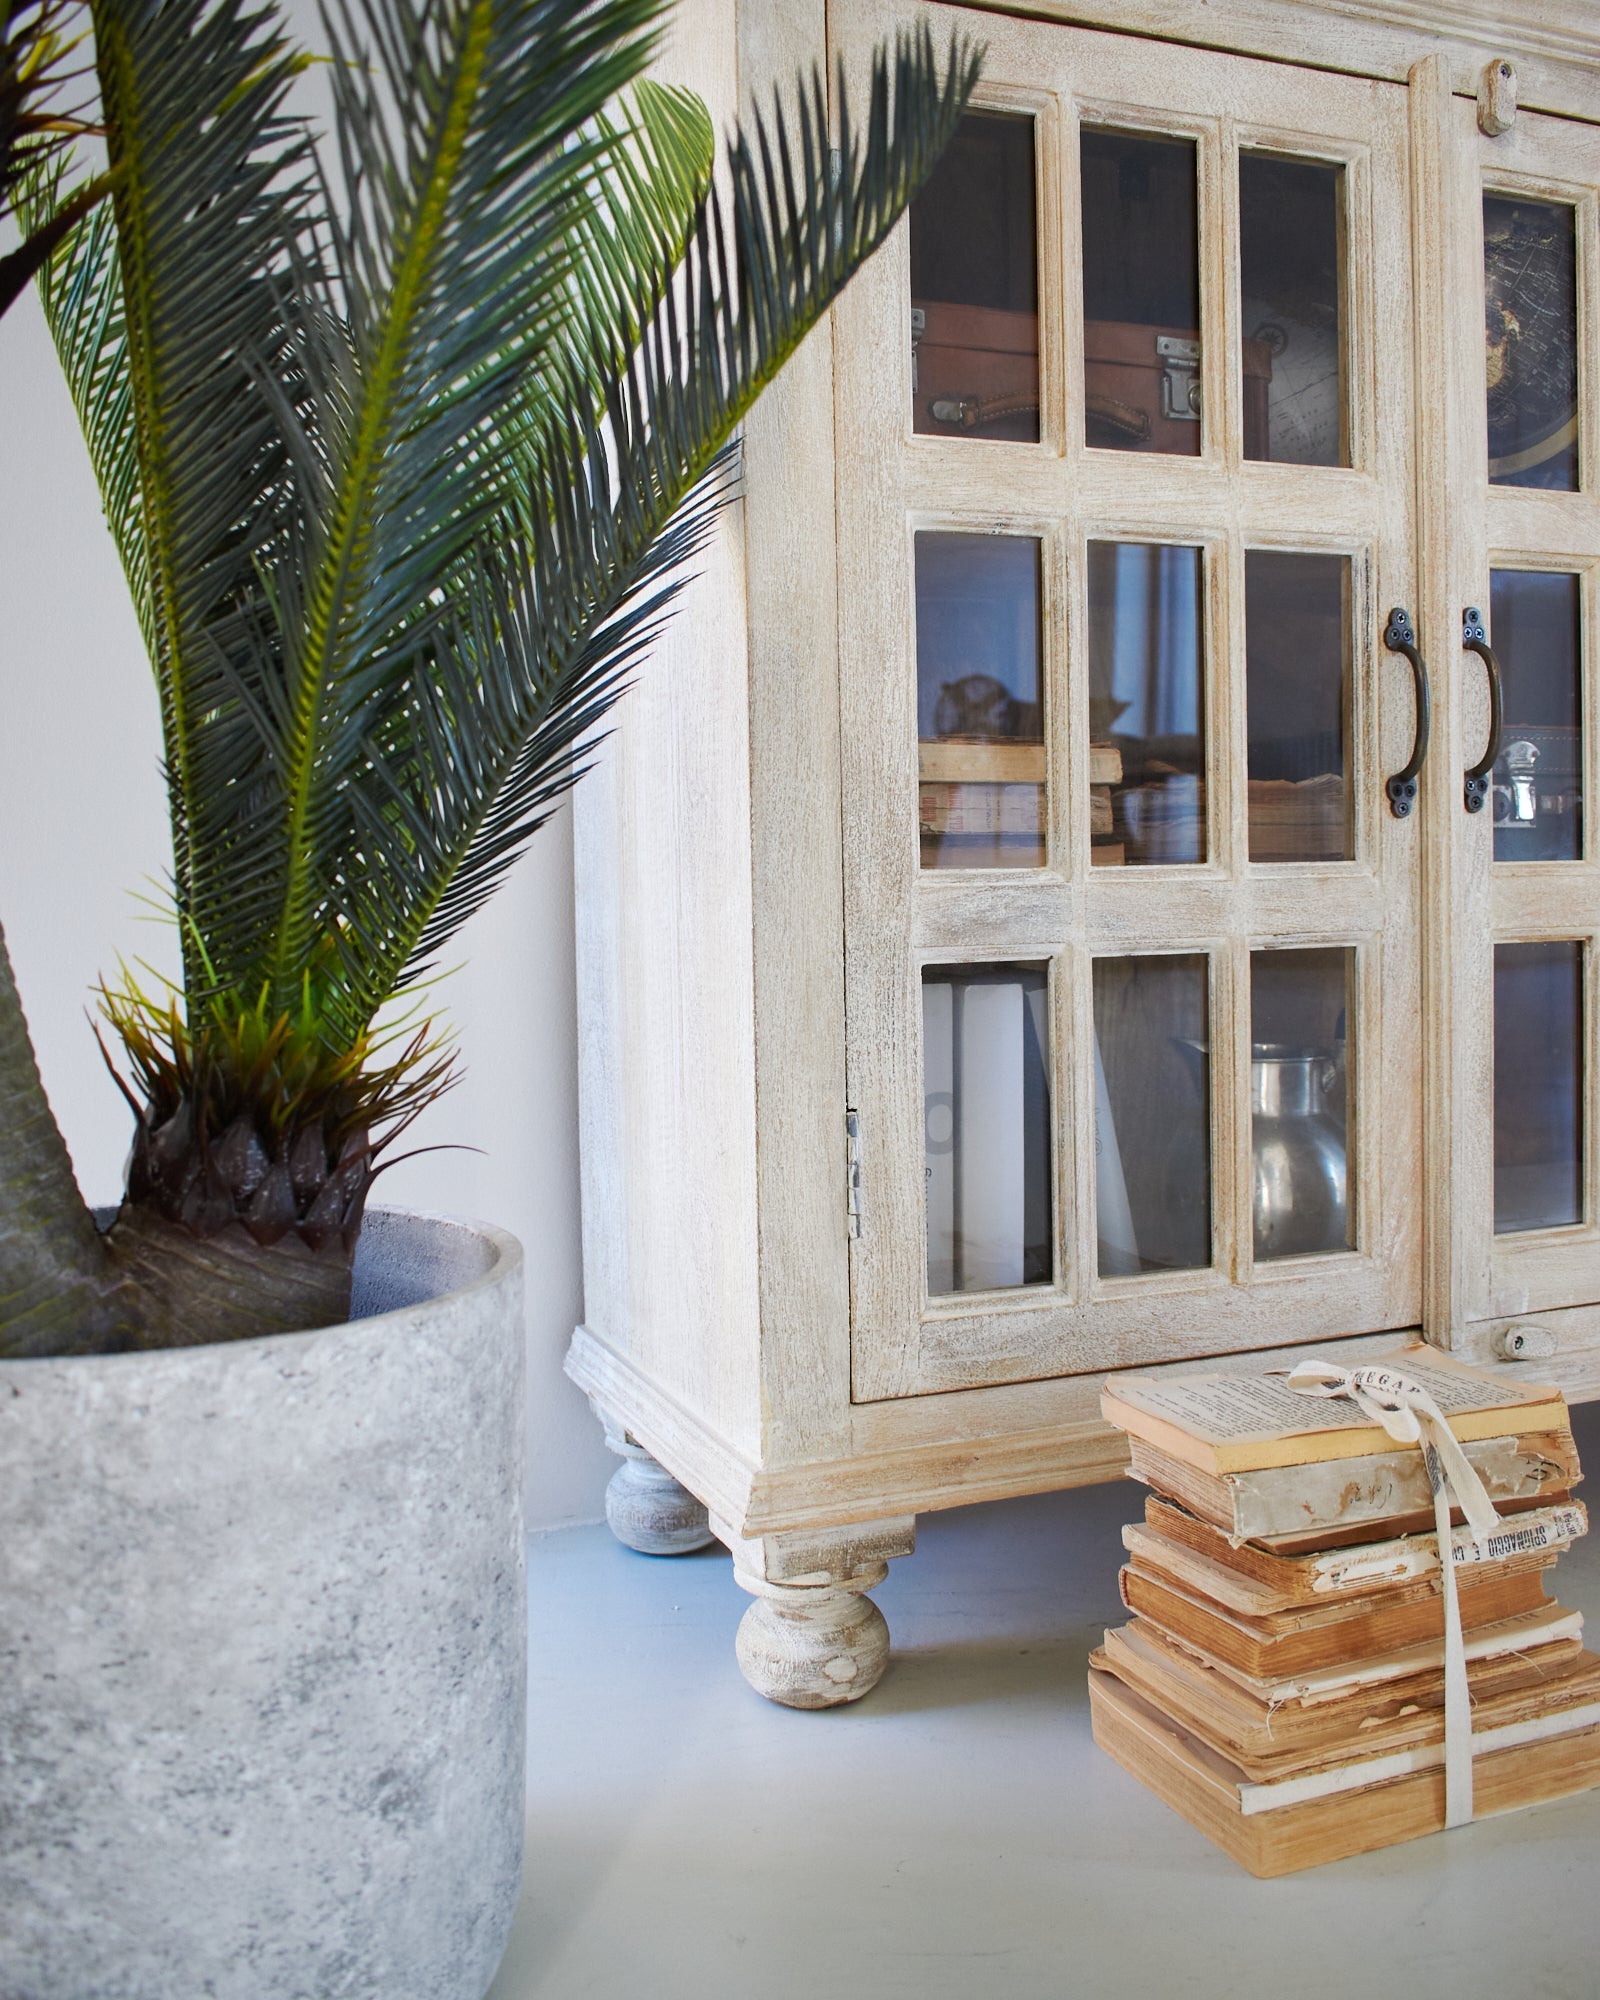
[956, 979, 1028, 1289]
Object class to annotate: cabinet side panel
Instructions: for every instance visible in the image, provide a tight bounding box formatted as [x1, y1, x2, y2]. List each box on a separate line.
[740, 0, 856, 1465]
[572, 0, 763, 1454]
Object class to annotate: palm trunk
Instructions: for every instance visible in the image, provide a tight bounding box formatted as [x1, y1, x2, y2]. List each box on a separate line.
[0, 919, 134, 1355]
[104, 1204, 356, 1346]
[0, 922, 358, 1356]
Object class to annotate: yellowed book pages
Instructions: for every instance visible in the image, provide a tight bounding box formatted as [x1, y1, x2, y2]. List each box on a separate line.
[1100, 1619, 1600, 1766]
[917, 739, 1045, 785]
[1117, 1558, 1549, 1680]
[1088, 1667, 1600, 1877]
[1128, 1431, 1581, 1545]
[1150, 1600, 1583, 1708]
[1140, 1495, 1587, 1606]
[1128, 1512, 1552, 1624]
[1095, 1644, 1600, 1807]
[1100, 1619, 1594, 1763]
[1123, 1516, 1564, 1616]
[1103, 1343, 1566, 1475]
[1088, 741, 1122, 785]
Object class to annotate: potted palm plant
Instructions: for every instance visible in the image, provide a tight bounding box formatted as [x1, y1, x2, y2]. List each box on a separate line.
[0, 1, 977, 1992]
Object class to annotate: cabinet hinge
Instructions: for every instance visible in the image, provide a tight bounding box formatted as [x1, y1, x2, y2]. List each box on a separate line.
[846, 1109, 864, 1240]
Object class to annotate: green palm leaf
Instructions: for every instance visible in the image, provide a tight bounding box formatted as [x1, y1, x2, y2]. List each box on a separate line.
[33, 0, 977, 1180]
[322, 28, 980, 1019]
[23, 184, 152, 648]
[68, 0, 326, 1009]
[0, 0, 113, 319]
[157, 0, 721, 1029]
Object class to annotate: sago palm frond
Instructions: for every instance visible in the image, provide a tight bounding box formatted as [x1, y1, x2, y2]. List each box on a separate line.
[344, 31, 981, 1015]
[29, 0, 977, 1218]
[0, 0, 110, 318]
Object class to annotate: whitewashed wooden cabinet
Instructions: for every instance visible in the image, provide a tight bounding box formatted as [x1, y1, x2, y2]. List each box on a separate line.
[566, 0, 1600, 1706]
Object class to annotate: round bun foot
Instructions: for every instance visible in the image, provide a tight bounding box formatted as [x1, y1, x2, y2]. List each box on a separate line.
[604, 1455, 716, 1556]
[733, 1571, 891, 1709]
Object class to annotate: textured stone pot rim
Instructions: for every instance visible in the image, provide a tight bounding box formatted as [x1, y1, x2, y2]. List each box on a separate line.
[4, 1205, 523, 1373]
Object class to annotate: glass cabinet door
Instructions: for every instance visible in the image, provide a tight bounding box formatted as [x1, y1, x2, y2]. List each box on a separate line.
[1452, 99, 1600, 1341]
[831, 2, 1424, 1399]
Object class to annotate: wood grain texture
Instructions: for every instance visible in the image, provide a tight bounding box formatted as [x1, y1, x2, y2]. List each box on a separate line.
[570, 1315, 1600, 1537]
[1410, 55, 1486, 1350]
[834, 1, 1422, 1401]
[571, 0, 765, 1454]
[568, 0, 1600, 1558]
[966, 0, 1600, 123]
[1466, 105, 1600, 1339]
[738, 0, 858, 1466]
[1088, 1665, 1600, 1877]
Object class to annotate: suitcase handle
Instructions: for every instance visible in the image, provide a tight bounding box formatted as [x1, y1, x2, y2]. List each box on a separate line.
[1086, 391, 1152, 445]
[928, 391, 1041, 433]
[1383, 607, 1431, 819]
[1461, 608, 1504, 814]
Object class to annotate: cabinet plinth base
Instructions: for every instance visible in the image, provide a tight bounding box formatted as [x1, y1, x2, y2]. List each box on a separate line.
[601, 1427, 716, 1556]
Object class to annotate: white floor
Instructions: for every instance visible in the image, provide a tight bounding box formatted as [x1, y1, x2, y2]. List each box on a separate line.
[489, 1403, 1600, 2000]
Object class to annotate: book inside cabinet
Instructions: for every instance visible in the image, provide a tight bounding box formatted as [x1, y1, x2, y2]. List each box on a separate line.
[567, 0, 1600, 1707]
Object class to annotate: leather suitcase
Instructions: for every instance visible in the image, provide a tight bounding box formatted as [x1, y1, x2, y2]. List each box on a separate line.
[1083, 317, 1273, 455]
[911, 299, 1271, 454]
[912, 300, 1040, 440]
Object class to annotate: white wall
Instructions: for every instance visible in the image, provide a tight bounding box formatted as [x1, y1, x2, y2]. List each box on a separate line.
[0, 27, 614, 1527]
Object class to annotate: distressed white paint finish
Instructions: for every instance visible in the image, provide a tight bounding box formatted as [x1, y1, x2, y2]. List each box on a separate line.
[834, 0, 1424, 1401]
[733, 1579, 893, 1709]
[717, 1517, 915, 1708]
[567, 0, 1600, 1704]
[601, 1424, 717, 1555]
[571, 0, 766, 1461]
[0, 1212, 526, 2000]
[1455, 102, 1600, 1338]
[975, 0, 1598, 123]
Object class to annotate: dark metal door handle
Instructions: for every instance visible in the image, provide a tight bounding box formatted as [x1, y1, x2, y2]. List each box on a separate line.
[1384, 607, 1431, 817]
[1462, 607, 1504, 814]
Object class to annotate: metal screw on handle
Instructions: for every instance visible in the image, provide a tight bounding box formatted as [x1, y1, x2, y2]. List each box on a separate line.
[1383, 607, 1431, 817]
[1461, 608, 1504, 814]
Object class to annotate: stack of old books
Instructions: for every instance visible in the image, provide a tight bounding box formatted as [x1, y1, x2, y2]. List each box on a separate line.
[1089, 1346, 1600, 1875]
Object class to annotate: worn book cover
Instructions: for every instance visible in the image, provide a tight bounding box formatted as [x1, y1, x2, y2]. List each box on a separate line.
[1087, 1665, 1600, 1877]
[1099, 1618, 1596, 1762]
[1126, 1427, 1581, 1545]
[1117, 1557, 1550, 1678]
[1102, 1344, 1567, 1476]
[1095, 1637, 1600, 1791]
[1137, 1495, 1588, 1609]
[1126, 1600, 1584, 1708]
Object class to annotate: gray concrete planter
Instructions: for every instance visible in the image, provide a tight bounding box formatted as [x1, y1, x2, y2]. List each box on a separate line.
[0, 1208, 526, 2000]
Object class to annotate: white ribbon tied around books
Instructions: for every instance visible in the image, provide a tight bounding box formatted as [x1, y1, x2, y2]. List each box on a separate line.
[1285, 1358, 1503, 1828]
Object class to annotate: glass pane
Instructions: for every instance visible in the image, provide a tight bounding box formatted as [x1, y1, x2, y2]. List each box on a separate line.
[1495, 942, 1584, 1233]
[1080, 129, 1201, 456]
[917, 535, 1044, 869]
[1490, 570, 1582, 863]
[1086, 542, 1205, 866]
[1093, 954, 1210, 1275]
[1239, 154, 1346, 466]
[1484, 195, 1579, 491]
[910, 112, 1039, 442]
[923, 964, 1052, 1294]
[1251, 948, 1354, 1259]
[1246, 550, 1352, 862]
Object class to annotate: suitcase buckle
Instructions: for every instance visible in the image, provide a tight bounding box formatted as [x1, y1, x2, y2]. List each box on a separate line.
[1156, 335, 1202, 421]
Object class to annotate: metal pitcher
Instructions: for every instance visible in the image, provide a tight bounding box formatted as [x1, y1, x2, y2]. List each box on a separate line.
[1251, 1043, 1348, 1260]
